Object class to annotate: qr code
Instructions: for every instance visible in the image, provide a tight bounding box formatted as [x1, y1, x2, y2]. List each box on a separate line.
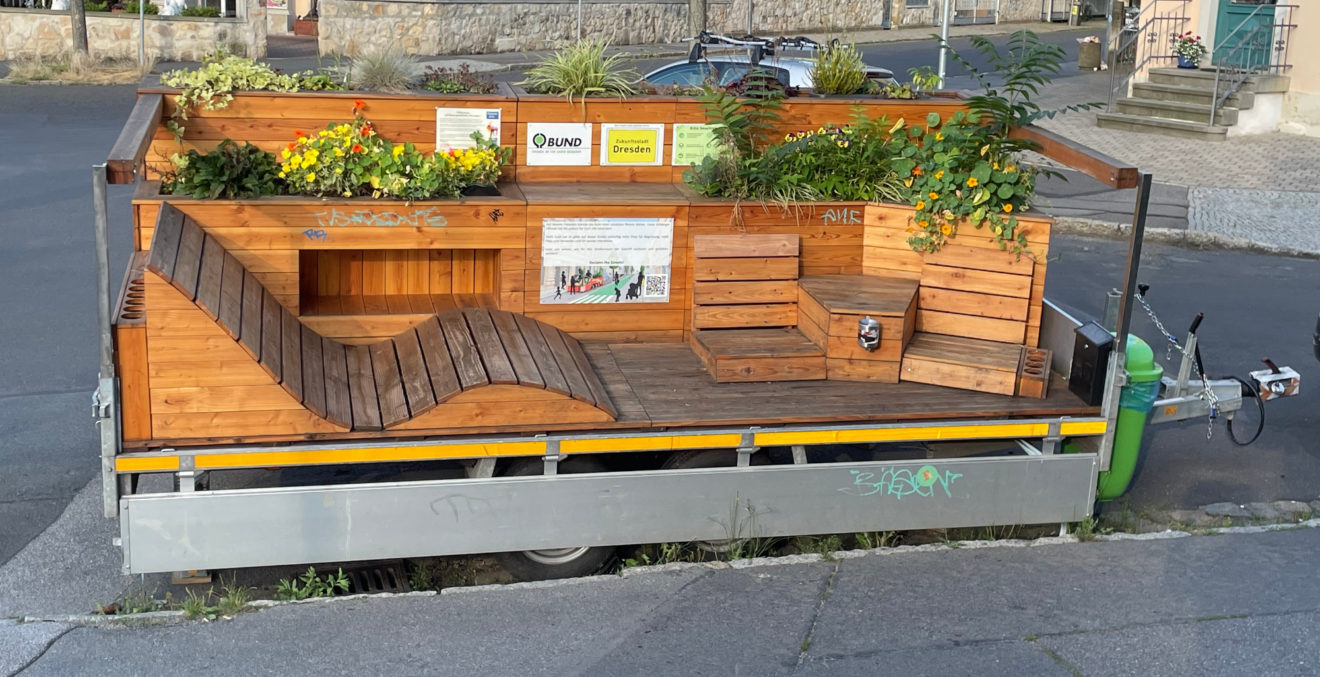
[644, 273, 669, 298]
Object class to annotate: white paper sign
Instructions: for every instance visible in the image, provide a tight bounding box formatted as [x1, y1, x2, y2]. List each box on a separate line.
[435, 107, 501, 150]
[526, 123, 593, 166]
[539, 217, 674, 304]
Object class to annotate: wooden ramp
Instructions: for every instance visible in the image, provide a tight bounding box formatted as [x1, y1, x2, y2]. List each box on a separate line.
[144, 203, 617, 432]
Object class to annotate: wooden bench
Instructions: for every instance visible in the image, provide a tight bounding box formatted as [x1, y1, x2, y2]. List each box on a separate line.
[689, 234, 825, 383]
[797, 274, 918, 383]
[145, 203, 618, 430]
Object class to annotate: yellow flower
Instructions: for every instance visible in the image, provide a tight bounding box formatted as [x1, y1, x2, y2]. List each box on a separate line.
[1005, 164, 1017, 173]
[928, 191, 939, 200]
[904, 178, 913, 188]
[915, 200, 925, 211]
[785, 134, 793, 141]
[967, 177, 979, 187]
[342, 190, 351, 197]
[992, 162, 999, 170]
[370, 175, 381, 189]
[994, 225, 1003, 235]
[278, 171, 285, 178]
[940, 224, 952, 235]
[1003, 203, 1014, 213]
[333, 147, 344, 157]
[935, 132, 944, 141]
[934, 170, 944, 179]
[280, 149, 291, 160]
[393, 145, 404, 158]
[917, 220, 930, 228]
[305, 172, 315, 182]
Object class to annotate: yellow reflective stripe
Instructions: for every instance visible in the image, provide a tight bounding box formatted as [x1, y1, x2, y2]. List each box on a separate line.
[194, 441, 546, 469]
[1060, 420, 1108, 436]
[757, 423, 1055, 446]
[115, 456, 181, 472]
[561, 434, 743, 454]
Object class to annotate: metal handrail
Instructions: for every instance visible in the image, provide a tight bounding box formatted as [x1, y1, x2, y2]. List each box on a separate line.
[1106, 0, 1191, 112]
[1207, 4, 1297, 127]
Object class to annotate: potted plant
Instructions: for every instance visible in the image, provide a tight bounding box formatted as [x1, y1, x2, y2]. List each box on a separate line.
[1171, 32, 1207, 69]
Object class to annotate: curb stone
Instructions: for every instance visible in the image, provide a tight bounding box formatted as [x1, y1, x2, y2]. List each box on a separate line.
[1051, 217, 1320, 259]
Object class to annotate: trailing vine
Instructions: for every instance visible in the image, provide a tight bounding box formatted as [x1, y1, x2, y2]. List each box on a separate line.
[160, 51, 340, 140]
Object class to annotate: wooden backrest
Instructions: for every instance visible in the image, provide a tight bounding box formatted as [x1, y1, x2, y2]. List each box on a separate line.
[915, 243, 1036, 346]
[690, 234, 800, 330]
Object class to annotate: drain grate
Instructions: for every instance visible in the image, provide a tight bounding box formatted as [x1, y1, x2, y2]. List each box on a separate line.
[340, 561, 410, 594]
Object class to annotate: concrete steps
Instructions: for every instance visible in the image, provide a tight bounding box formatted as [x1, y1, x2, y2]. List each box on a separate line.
[1115, 97, 1236, 126]
[1095, 112, 1229, 141]
[1131, 82, 1254, 109]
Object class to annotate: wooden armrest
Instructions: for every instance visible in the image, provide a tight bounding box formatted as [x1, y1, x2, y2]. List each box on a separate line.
[107, 94, 164, 184]
[1009, 124, 1139, 190]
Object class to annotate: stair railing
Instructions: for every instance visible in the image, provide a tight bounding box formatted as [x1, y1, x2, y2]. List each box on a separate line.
[1207, 3, 1296, 127]
[1106, 0, 1191, 112]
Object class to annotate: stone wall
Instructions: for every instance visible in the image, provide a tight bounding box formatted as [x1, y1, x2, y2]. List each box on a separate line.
[0, 0, 266, 62]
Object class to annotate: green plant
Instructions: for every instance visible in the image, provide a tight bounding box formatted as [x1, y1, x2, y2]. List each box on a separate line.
[84, 0, 108, 10]
[350, 46, 415, 93]
[879, 66, 942, 99]
[794, 534, 843, 559]
[421, 64, 496, 94]
[1170, 31, 1206, 65]
[1074, 516, 1110, 541]
[408, 561, 442, 591]
[217, 574, 252, 615]
[854, 531, 897, 549]
[811, 43, 867, 95]
[161, 51, 341, 139]
[719, 498, 778, 561]
[520, 39, 637, 103]
[180, 5, 221, 16]
[182, 588, 212, 620]
[164, 139, 282, 199]
[275, 567, 350, 601]
[123, 1, 159, 13]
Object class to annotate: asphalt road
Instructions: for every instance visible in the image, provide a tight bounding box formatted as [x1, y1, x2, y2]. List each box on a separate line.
[0, 27, 1315, 577]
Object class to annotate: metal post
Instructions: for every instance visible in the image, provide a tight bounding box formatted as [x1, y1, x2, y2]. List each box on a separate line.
[1098, 171, 1153, 472]
[938, 0, 954, 85]
[577, 0, 583, 40]
[746, 0, 754, 35]
[93, 164, 120, 519]
[1102, 288, 1122, 331]
[881, 0, 892, 29]
[138, 0, 145, 68]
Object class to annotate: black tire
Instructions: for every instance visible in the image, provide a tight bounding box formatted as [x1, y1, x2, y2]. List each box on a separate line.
[661, 449, 769, 556]
[495, 457, 616, 582]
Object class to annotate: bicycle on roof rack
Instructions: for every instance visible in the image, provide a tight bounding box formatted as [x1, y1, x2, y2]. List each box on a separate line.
[682, 31, 831, 66]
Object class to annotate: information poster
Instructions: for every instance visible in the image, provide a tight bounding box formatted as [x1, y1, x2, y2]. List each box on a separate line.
[540, 217, 674, 305]
[435, 108, 501, 150]
[600, 123, 664, 166]
[671, 123, 719, 166]
[526, 122, 592, 166]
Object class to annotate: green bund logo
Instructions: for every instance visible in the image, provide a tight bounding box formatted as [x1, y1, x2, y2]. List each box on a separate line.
[532, 133, 547, 148]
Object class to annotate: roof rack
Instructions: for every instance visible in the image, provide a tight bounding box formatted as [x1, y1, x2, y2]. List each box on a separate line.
[682, 32, 828, 65]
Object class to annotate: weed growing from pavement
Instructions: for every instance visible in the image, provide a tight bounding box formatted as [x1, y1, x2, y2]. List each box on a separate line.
[275, 567, 349, 601]
[853, 531, 897, 549]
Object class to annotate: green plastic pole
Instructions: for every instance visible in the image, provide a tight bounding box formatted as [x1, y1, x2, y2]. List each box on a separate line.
[1096, 333, 1163, 500]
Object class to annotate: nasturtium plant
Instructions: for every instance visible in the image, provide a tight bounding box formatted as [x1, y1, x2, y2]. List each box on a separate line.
[163, 140, 281, 200]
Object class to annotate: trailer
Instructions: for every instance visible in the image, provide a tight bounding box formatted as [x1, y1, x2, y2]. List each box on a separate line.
[89, 78, 1287, 580]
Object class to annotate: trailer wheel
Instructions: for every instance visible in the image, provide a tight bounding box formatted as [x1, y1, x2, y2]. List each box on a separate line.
[661, 449, 768, 556]
[495, 457, 616, 581]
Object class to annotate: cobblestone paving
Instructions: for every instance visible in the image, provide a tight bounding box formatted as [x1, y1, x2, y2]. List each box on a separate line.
[1187, 186, 1320, 251]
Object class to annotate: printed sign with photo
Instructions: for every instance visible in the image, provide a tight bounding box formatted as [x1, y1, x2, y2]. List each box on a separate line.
[435, 107, 501, 150]
[539, 217, 674, 305]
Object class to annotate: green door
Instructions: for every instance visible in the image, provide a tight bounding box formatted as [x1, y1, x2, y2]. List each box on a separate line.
[1213, 0, 1275, 70]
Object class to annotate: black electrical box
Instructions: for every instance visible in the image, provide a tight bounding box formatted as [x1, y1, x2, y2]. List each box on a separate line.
[1069, 321, 1115, 406]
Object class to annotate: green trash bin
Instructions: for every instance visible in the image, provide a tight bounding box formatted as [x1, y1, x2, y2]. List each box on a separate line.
[1096, 334, 1163, 501]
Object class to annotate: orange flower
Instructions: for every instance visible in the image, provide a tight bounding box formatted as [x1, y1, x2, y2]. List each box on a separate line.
[352, 144, 364, 153]
[353, 99, 366, 112]
[1003, 203, 1014, 213]
[294, 130, 306, 138]
[912, 167, 923, 176]
[286, 142, 296, 152]
[940, 224, 952, 235]
[361, 125, 372, 137]
[928, 191, 939, 200]
[967, 177, 979, 187]
[917, 220, 930, 228]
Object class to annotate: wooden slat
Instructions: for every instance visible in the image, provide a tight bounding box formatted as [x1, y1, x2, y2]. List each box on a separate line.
[920, 264, 1033, 298]
[415, 317, 464, 401]
[344, 344, 382, 431]
[146, 204, 184, 281]
[193, 235, 224, 319]
[903, 333, 1024, 371]
[299, 325, 327, 417]
[170, 219, 206, 299]
[918, 287, 1030, 322]
[393, 328, 438, 415]
[536, 321, 596, 405]
[321, 339, 352, 428]
[238, 270, 264, 359]
[692, 304, 797, 329]
[1008, 124, 1138, 190]
[370, 342, 410, 428]
[217, 252, 245, 339]
[107, 94, 163, 183]
[514, 312, 571, 397]
[280, 310, 303, 404]
[462, 307, 518, 385]
[693, 234, 799, 258]
[489, 309, 544, 388]
[692, 257, 798, 281]
[693, 280, 798, 305]
[437, 311, 489, 390]
[917, 310, 1026, 344]
[557, 327, 618, 418]
[115, 325, 152, 440]
[796, 275, 919, 316]
[924, 243, 1034, 276]
[258, 289, 282, 381]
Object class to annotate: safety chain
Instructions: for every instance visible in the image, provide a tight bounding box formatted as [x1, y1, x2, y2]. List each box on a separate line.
[1135, 294, 1220, 440]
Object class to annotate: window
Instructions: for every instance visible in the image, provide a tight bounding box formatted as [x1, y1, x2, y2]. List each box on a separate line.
[905, 0, 929, 6]
[641, 63, 718, 86]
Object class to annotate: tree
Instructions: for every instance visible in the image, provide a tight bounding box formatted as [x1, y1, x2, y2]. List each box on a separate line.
[69, 0, 90, 61]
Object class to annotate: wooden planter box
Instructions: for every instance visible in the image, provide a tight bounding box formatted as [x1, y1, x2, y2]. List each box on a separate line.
[141, 81, 519, 181]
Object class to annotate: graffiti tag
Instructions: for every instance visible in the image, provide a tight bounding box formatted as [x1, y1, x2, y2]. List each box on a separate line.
[839, 466, 963, 500]
[302, 228, 328, 242]
[311, 207, 449, 229]
[822, 207, 862, 226]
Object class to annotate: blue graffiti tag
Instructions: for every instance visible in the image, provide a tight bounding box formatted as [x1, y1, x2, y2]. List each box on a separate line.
[302, 228, 328, 242]
[839, 466, 963, 500]
[311, 207, 449, 229]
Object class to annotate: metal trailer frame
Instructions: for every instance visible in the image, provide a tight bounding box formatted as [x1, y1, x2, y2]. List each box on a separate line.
[90, 166, 1157, 575]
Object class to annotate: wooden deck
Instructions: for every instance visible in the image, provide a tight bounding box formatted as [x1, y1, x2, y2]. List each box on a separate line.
[587, 343, 1097, 429]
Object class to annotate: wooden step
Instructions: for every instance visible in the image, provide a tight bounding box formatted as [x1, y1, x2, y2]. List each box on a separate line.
[690, 328, 826, 383]
[900, 333, 1024, 396]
